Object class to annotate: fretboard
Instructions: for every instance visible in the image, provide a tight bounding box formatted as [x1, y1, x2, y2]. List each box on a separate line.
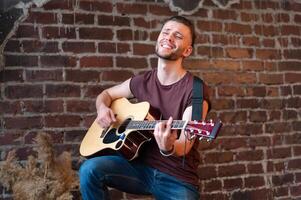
[126, 120, 188, 130]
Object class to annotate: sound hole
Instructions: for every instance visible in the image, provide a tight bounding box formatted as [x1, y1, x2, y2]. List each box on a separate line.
[103, 128, 119, 144]
[117, 118, 132, 134]
[115, 141, 123, 149]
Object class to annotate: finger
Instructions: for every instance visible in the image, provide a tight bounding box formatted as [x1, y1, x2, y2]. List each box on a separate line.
[109, 110, 116, 122]
[165, 117, 173, 132]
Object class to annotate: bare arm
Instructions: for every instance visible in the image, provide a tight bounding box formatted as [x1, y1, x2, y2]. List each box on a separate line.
[96, 78, 133, 127]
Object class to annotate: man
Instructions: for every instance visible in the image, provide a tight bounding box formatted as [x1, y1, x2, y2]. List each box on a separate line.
[79, 16, 210, 200]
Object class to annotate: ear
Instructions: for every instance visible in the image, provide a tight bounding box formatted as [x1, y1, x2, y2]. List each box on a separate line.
[182, 46, 193, 58]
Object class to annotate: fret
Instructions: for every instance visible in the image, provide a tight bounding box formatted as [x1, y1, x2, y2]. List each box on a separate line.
[127, 120, 186, 130]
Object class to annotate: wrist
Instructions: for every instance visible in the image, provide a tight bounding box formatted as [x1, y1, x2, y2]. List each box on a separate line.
[160, 145, 175, 157]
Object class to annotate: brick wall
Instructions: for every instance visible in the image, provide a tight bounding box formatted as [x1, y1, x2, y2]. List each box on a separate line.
[0, 0, 301, 199]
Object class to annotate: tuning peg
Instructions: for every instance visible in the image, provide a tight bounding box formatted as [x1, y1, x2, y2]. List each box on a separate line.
[206, 131, 210, 135]
[202, 121, 206, 125]
[199, 136, 203, 141]
[190, 134, 196, 140]
[207, 139, 211, 142]
[210, 119, 214, 126]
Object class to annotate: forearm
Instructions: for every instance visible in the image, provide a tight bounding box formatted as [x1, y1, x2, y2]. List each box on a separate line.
[96, 90, 113, 110]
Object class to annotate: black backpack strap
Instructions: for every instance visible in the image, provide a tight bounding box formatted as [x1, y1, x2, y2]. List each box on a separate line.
[192, 76, 203, 121]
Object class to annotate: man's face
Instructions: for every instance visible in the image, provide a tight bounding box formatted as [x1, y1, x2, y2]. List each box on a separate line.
[155, 20, 193, 61]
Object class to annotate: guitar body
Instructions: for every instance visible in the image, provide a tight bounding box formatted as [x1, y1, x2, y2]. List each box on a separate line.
[80, 98, 152, 160]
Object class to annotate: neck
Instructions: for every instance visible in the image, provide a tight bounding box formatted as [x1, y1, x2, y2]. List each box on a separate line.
[157, 58, 186, 85]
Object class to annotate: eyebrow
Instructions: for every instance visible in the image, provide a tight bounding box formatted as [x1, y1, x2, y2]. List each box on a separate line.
[162, 28, 184, 37]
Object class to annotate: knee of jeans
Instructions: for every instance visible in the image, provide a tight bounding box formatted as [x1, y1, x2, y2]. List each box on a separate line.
[79, 159, 103, 185]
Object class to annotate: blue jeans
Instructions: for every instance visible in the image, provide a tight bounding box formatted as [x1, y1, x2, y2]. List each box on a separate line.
[79, 155, 200, 200]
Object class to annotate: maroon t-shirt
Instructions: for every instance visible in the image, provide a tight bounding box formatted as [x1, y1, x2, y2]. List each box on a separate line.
[129, 69, 210, 186]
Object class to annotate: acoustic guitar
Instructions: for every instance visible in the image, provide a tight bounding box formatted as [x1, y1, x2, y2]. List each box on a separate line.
[80, 98, 222, 160]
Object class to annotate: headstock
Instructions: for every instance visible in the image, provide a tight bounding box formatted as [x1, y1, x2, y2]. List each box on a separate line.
[185, 119, 222, 141]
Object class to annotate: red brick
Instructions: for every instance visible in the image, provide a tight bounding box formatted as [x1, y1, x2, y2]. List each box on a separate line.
[133, 18, 158, 28]
[291, 185, 301, 196]
[133, 30, 148, 41]
[292, 37, 301, 47]
[250, 111, 267, 122]
[62, 42, 96, 53]
[265, 122, 291, 133]
[218, 164, 246, 177]
[197, 46, 223, 58]
[5, 55, 38, 66]
[261, 13, 273, 23]
[284, 73, 301, 83]
[43, 0, 74, 10]
[102, 70, 133, 82]
[236, 99, 260, 109]
[82, 85, 112, 98]
[249, 136, 271, 148]
[45, 114, 82, 128]
[273, 187, 289, 197]
[267, 147, 292, 159]
[259, 73, 283, 85]
[284, 49, 301, 59]
[62, 13, 74, 24]
[149, 4, 176, 16]
[256, 49, 281, 60]
[292, 121, 301, 132]
[65, 69, 99, 82]
[254, 1, 279, 9]
[232, 1, 252, 9]
[64, 129, 86, 143]
[79, 28, 113, 40]
[98, 15, 130, 26]
[220, 111, 247, 123]
[116, 3, 147, 15]
[226, 48, 253, 58]
[116, 29, 133, 41]
[197, 20, 222, 32]
[5, 85, 43, 99]
[210, 98, 235, 110]
[245, 176, 265, 188]
[41, 55, 76, 67]
[79, 1, 113, 12]
[236, 150, 264, 161]
[262, 99, 285, 109]
[266, 86, 279, 97]
[80, 56, 113, 68]
[212, 34, 240, 45]
[4, 40, 20, 52]
[294, 85, 301, 95]
[133, 43, 154, 56]
[272, 174, 294, 186]
[0, 132, 22, 145]
[45, 84, 80, 97]
[285, 97, 301, 108]
[224, 178, 243, 190]
[42, 26, 76, 39]
[218, 86, 244, 96]
[201, 193, 229, 200]
[254, 25, 277, 36]
[281, 25, 300, 35]
[0, 69, 24, 82]
[275, 13, 290, 23]
[204, 180, 222, 192]
[246, 86, 266, 97]
[225, 23, 252, 34]
[22, 40, 58, 53]
[213, 10, 238, 20]
[0, 101, 21, 114]
[262, 39, 275, 47]
[204, 152, 233, 163]
[116, 57, 148, 69]
[235, 73, 257, 84]
[283, 109, 298, 120]
[286, 133, 301, 145]
[242, 36, 260, 47]
[75, 13, 94, 24]
[198, 166, 217, 179]
[232, 189, 273, 200]
[247, 163, 264, 174]
[4, 116, 43, 129]
[44, 100, 64, 113]
[240, 12, 259, 22]
[26, 69, 63, 82]
[219, 137, 247, 150]
[66, 100, 95, 113]
[24, 11, 57, 24]
[14, 25, 39, 38]
[203, 72, 235, 84]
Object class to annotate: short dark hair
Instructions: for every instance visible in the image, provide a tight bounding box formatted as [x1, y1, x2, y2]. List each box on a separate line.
[163, 16, 196, 47]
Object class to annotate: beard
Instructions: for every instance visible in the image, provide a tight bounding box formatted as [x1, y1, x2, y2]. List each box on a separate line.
[155, 43, 183, 61]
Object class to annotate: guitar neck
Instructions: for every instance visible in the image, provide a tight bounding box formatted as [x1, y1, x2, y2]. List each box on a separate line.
[127, 120, 188, 130]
